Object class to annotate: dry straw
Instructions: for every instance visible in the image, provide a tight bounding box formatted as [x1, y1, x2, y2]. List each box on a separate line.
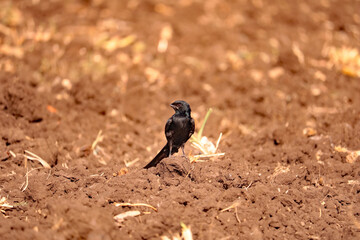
[190, 108, 225, 162]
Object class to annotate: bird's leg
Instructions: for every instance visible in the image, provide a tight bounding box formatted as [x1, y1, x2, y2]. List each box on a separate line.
[181, 145, 185, 156]
[181, 145, 187, 159]
[168, 141, 172, 157]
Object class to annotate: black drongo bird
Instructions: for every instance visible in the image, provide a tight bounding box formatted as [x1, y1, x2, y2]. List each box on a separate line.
[144, 100, 195, 169]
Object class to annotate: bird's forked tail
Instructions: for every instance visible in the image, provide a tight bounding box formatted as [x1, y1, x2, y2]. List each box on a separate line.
[144, 143, 170, 169]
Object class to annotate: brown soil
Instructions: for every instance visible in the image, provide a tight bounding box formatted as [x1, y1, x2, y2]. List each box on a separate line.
[1, 0, 360, 239]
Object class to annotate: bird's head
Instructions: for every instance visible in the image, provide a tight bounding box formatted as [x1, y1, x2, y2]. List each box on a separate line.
[170, 100, 191, 115]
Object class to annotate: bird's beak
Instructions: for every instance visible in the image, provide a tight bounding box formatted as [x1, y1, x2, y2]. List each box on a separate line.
[170, 103, 179, 110]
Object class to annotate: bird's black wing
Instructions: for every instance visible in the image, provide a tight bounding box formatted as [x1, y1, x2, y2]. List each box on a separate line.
[189, 118, 195, 138]
[165, 116, 174, 141]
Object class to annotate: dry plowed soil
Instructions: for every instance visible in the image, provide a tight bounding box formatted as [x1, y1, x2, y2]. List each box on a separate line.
[1, 0, 360, 239]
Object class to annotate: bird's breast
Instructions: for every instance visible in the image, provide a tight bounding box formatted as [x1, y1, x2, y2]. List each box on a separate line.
[170, 117, 192, 145]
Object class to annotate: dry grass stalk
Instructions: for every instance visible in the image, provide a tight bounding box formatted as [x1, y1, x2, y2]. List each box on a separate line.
[348, 180, 360, 185]
[92, 146, 109, 165]
[9, 150, 16, 158]
[124, 158, 139, 167]
[91, 130, 104, 151]
[220, 201, 241, 224]
[114, 202, 158, 212]
[102, 35, 137, 52]
[91, 130, 110, 165]
[161, 223, 193, 240]
[190, 108, 225, 161]
[21, 165, 28, 192]
[269, 163, 290, 181]
[24, 150, 51, 169]
[0, 196, 13, 215]
[308, 106, 337, 115]
[220, 201, 241, 213]
[193, 153, 225, 158]
[292, 43, 305, 65]
[114, 210, 141, 223]
[20, 167, 42, 192]
[180, 223, 193, 240]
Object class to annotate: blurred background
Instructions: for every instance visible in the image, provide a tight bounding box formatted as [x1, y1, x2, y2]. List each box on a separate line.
[1, 0, 360, 239]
